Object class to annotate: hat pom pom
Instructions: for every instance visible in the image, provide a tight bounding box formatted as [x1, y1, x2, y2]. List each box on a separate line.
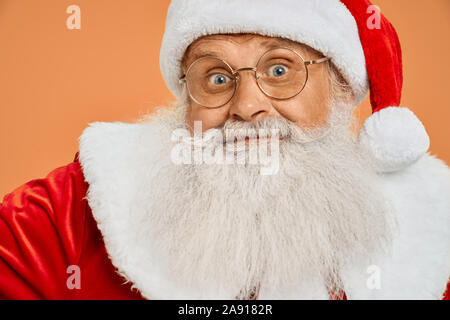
[358, 107, 430, 173]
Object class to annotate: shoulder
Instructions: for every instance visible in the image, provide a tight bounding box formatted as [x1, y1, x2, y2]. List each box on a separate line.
[383, 153, 450, 195]
[1, 159, 88, 222]
[384, 154, 450, 298]
[381, 153, 450, 235]
[0, 159, 89, 256]
[342, 153, 450, 299]
[0, 159, 91, 298]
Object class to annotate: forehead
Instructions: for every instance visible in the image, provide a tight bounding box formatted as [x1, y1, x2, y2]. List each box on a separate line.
[183, 34, 318, 68]
[190, 34, 296, 48]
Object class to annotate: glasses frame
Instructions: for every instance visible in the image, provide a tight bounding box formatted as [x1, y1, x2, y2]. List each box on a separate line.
[179, 47, 330, 109]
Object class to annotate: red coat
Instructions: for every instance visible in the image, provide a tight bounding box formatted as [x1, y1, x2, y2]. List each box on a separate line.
[0, 156, 144, 300]
[0, 155, 449, 300]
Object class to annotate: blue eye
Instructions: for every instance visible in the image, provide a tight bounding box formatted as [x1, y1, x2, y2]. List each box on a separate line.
[209, 74, 230, 85]
[270, 65, 288, 77]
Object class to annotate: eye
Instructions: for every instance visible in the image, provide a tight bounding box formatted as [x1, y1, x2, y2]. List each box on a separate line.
[209, 74, 231, 85]
[269, 65, 288, 77]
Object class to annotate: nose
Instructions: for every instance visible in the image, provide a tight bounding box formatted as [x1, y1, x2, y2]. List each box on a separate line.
[228, 72, 272, 122]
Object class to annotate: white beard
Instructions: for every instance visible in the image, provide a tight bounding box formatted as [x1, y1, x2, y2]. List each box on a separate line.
[139, 100, 393, 299]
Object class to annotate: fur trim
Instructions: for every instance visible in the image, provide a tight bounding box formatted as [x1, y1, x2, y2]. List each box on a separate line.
[78, 120, 449, 299]
[78, 122, 193, 299]
[160, 0, 368, 105]
[341, 154, 450, 299]
[358, 107, 430, 173]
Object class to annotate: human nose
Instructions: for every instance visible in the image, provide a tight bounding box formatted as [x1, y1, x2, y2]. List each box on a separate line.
[228, 71, 272, 122]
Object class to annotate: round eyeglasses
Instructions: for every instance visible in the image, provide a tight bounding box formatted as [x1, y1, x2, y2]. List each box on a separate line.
[179, 47, 330, 109]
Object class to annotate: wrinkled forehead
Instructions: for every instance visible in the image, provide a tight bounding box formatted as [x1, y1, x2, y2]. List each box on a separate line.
[182, 33, 321, 69]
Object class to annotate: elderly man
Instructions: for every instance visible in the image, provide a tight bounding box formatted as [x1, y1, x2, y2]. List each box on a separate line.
[0, 0, 449, 300]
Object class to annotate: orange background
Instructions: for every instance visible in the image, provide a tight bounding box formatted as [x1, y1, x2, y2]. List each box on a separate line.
[1, 0, 449, 198]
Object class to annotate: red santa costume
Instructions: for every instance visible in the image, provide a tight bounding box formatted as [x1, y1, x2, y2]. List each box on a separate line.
[0, 0, 449, 300]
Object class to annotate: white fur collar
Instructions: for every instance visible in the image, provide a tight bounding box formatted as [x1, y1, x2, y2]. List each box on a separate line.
[79, 120, 450, 300]
[340, 154, 450, 299]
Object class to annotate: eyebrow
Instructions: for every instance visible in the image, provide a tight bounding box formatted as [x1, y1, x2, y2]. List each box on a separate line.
[185, 44, 279, 68]
[183, 37, 312, 71]
[189, 39, 289, 58]
[187, 49, 225, 65]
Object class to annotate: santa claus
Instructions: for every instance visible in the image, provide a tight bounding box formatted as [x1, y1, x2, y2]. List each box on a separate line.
[0, 0, 449, 300]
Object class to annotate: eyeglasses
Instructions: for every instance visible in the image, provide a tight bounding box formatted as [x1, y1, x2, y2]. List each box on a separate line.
[179, 47, 330, 109]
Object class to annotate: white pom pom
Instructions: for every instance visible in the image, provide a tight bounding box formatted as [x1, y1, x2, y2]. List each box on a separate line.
[358, 107, 430, 173]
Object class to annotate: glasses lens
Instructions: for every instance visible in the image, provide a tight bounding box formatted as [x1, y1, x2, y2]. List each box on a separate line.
[186, 57, 236, 108]
[256, 48, 307, 99]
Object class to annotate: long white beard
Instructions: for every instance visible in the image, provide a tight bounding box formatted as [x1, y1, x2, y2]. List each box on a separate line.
[140, 100, 392, 299]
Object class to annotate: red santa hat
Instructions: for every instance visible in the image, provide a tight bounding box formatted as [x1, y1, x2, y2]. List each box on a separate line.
[160, 0, 430, 172]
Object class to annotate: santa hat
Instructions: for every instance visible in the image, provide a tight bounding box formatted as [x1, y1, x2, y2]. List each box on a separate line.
[160, 0, 430, 173]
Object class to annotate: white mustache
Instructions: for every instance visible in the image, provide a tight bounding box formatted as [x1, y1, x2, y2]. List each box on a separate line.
[198, 117, 294, 147]
[201, 116, 332, 146]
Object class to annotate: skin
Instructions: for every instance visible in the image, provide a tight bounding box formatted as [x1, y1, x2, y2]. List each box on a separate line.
[182, 34, 336, 134]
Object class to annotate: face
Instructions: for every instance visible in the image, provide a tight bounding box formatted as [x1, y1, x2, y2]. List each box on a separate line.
[183, 34, 334, 133]
[142, 34, 381, 298]
[141, 35, 385, 298]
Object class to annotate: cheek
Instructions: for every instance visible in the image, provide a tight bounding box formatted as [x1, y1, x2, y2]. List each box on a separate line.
[187, 103, 230, 133]
[273, 80, 330, 128]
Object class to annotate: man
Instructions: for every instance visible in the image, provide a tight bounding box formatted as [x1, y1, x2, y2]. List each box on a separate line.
[0, 0, 449, 300]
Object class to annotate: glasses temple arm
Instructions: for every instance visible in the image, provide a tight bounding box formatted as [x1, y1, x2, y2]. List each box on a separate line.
[179, 76, 187, 84]
[305, 57, 331, 66]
